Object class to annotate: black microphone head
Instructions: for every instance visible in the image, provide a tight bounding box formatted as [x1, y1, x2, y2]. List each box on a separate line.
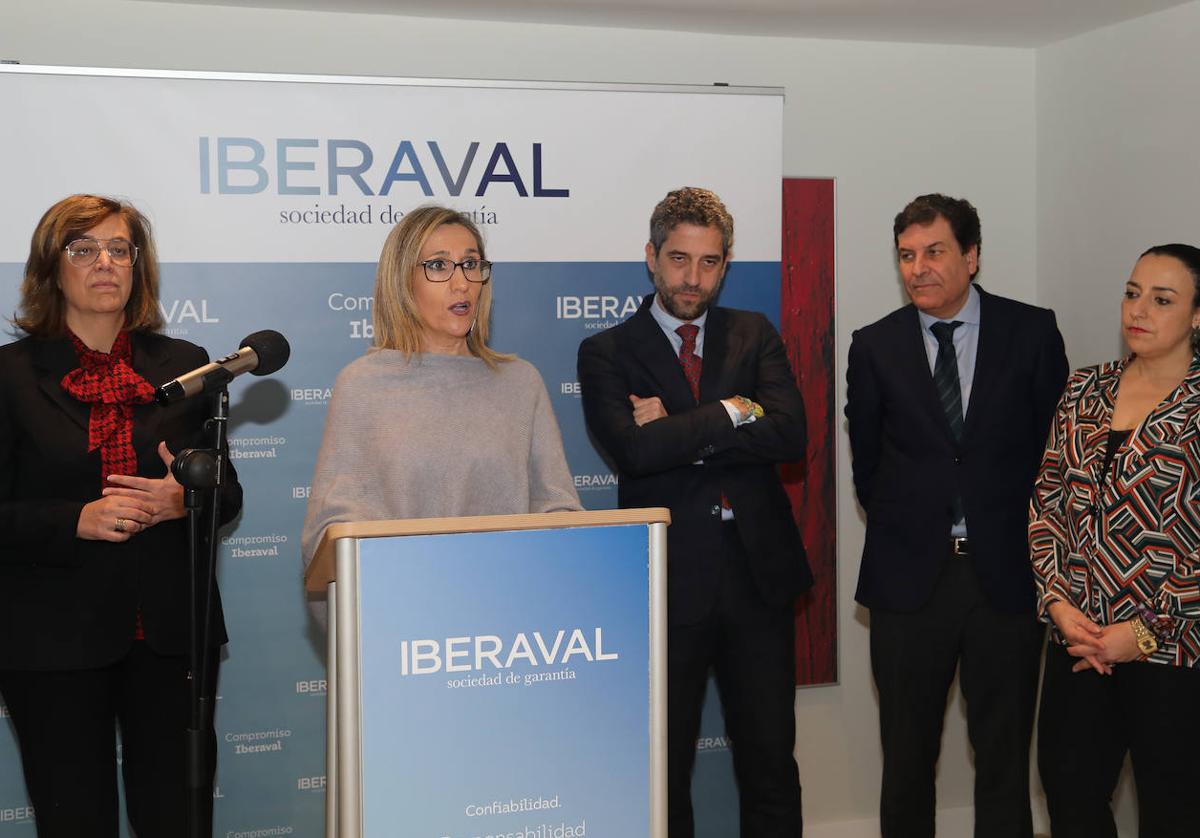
[155, 381, 184, 405]
[239, 330, 290, 376]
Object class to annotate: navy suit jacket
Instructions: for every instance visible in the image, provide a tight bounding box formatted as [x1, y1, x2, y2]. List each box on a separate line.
[846, 286, 1068, 614]
[0, 332, 242, 670]
[579, 296, 812, 625]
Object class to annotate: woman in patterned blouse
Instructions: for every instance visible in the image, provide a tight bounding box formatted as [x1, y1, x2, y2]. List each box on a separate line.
[1029, 243, 1200, 838]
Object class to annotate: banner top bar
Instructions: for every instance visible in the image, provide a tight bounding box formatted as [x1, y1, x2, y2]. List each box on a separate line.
[0, 63, 784, 97]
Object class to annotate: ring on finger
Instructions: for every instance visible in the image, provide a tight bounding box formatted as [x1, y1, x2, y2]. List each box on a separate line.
[115, 517, 127, 533]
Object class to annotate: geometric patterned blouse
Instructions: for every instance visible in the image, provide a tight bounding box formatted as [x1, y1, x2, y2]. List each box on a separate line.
[1029, 357, 1200, 668]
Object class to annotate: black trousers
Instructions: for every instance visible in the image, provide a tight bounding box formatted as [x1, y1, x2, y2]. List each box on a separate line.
[869, 553, 1043, 838]
[1038, 642, 1200, 838]
[667, 521, 802, 838]
[0, 641, 218, 838]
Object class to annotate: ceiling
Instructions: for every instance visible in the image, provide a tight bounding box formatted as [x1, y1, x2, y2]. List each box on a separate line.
[147, 0, 1192, 47]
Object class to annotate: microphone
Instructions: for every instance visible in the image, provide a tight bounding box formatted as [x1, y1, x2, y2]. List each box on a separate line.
[156, 330, 291, 405]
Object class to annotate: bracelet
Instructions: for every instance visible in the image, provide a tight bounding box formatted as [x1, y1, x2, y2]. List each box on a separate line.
[1133, 601, 1171, 640]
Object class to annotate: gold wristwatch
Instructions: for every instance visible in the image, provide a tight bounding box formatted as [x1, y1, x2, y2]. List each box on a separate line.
[731, 395, 764, 421]
[1130, 616, 1158, 656]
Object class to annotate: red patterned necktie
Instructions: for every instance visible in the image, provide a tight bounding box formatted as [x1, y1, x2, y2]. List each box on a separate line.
[676, 324, 702, 403]
[61, 330, 157, 487]
[676, 323, 729, 509]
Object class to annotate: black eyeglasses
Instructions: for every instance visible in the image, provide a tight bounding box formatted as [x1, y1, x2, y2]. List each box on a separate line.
[420, 258, 492, 284]
[64, 237, 139, 268]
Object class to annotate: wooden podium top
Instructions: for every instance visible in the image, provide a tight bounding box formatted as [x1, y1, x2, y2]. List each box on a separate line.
[304, 507, 670, 592]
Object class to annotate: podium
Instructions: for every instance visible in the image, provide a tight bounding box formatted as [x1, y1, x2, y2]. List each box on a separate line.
[304, 508, 670, 838]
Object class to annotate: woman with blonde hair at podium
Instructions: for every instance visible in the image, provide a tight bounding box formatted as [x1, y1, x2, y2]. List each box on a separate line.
[301, 206, 580, 578]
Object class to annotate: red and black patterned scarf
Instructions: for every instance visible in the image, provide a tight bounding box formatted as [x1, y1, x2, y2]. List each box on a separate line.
[61, 330, 157, 486]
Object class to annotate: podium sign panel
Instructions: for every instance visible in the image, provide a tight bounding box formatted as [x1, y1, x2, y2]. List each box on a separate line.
[343, 520, 659, 836]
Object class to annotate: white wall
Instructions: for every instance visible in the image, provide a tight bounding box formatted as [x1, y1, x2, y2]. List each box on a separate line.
[1035, 5, 1200, 831]
[1038, 1, 1200, 369]
[1, 1, 1040, 832]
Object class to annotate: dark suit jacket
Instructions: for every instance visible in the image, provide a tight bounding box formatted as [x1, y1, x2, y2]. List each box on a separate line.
[0, 332, 243, 670]
[846, 286, 1068, 614]
[578, 296, 812, 625]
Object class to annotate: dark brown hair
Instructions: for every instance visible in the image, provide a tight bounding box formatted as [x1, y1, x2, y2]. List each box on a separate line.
[15, 194, 163, 337]
[649, 187, 734, 257]
[893, 193, 982, 278]
[1141, 244, 1200, 307]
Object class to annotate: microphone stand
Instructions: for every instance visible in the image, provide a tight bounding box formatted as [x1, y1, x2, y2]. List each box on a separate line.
[172, 387, 228, 838]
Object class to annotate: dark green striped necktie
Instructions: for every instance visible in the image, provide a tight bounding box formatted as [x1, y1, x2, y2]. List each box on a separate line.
[931, 320, 965, 525]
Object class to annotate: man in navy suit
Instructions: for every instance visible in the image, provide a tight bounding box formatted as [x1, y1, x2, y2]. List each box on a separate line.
[846, 194, 1068, 837]
[579, 187, 811, 837]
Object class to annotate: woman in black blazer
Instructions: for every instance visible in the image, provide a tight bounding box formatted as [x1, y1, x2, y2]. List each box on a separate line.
[0, 195, 242, 837]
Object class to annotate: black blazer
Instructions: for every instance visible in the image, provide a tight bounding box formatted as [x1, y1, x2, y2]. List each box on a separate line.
[846, 287, 1068, 614]
[0, 332, 242, 670]
[579, 296, 812, 625]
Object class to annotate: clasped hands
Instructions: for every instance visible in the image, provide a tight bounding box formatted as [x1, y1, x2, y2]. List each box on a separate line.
[1047, 599, 1142, 674]
[76, 442, 186, 542]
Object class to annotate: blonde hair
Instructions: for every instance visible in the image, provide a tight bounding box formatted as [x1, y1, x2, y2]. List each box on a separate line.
[16, 194, 164, 337]
[372, 206, 511, 367]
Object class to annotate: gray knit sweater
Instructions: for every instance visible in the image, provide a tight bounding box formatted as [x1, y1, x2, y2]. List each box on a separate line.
[301, 349, 581, 571]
